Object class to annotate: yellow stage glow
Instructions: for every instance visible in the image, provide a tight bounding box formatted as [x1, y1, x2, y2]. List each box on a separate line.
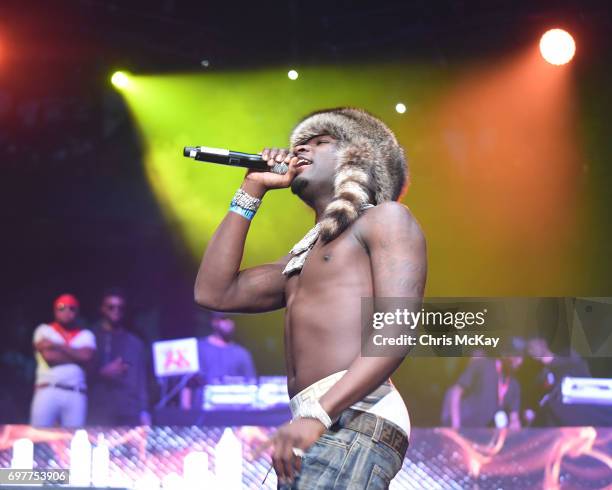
[118, 60, 582, 297]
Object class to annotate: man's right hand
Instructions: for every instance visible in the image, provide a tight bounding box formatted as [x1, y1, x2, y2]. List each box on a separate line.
[242, 148, 300, 194]
[100, 356, 129, 378]
[36, 339, 57, 352]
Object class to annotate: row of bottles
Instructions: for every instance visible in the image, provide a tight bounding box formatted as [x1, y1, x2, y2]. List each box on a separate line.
[70, 430, 109, 486]
[11, 427, 243, 489]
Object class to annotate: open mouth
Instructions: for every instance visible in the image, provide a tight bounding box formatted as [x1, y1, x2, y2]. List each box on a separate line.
[295, 158, 312, 174]
[296, 158, 312, 168]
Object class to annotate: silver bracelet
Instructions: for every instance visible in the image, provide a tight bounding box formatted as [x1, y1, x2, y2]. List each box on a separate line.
[294, 399, 334, 429]
[231, 188, 262, 212]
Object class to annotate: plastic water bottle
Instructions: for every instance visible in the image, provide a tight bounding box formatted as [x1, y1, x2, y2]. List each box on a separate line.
[161, 472, 182, 490]
[184, 451, 212, 488]
[69, 429, 91, 486]
[215, 428, 242, 489]
[11, 438, 33, 469]
[91, 433, 110, 487]
[134, 473, 161, 489]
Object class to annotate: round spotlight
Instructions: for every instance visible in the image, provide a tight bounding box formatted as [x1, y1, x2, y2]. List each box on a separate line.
[288, 69, 299, 80]
[539, 29, 575, 65]
[395, 103, 407, 114]
[111, 71, 130, 89]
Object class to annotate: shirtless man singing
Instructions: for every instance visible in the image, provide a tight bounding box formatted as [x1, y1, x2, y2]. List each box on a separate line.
[194, 108, 427, 489]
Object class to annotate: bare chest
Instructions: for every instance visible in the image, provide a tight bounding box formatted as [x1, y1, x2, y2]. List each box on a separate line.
[285, 231, 373, 299]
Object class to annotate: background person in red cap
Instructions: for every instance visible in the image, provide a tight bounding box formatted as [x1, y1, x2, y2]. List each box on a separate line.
[30, 294, 96, 427]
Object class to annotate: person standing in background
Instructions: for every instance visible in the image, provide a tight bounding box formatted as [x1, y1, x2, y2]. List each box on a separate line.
[88, 288, 151, 425]
[526, 336, 595, 426]
[445, 353, 523, 429]
[30, 294, 96, 427]
[181, 312, 256, 410]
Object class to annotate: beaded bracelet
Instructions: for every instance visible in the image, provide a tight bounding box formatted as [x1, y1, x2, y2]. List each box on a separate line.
[229, 188, 262, 221]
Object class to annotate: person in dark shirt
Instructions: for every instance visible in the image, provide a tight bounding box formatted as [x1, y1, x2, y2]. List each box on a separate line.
[87, 289, 151, 425]
[444, 354, 523, 429]
[181, 312, 256, 410]
[526, 337, 601, 426]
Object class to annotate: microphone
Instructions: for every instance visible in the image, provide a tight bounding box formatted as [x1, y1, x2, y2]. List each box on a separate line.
[183, 146, 288, 175]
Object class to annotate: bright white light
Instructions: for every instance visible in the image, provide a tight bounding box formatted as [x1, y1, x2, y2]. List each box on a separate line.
[539, 29, 576, 65]
[395, 103, 407, 114]
[111, 71, 130, 89]
[288, 69, 299, 80]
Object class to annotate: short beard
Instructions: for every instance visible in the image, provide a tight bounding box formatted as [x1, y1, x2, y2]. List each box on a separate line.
[290, 175, 308, 196]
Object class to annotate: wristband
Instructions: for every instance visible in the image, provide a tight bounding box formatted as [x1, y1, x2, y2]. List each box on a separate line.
[294, 399, 334, 429]
[229, 204, 256, 221]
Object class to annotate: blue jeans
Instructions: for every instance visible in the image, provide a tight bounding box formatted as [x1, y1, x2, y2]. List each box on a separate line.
[278, 412, 407, 489]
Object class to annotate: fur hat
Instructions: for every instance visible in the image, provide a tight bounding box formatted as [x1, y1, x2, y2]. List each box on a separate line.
[290, 107, 407, 242]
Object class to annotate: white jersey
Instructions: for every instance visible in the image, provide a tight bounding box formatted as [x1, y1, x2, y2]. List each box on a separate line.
[33, 323, 96, 389]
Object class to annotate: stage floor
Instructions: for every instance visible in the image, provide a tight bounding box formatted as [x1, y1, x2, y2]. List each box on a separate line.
[1, 425, 611, 489]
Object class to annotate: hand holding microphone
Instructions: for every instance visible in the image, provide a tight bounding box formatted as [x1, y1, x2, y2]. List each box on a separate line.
[246, 148, 301, 191]
[183, 145, 305, 192]
[183, 146, 292, 175]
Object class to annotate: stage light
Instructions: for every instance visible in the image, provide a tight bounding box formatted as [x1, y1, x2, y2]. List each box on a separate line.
[288, 69, 299, 80]
[539, 29, 575, 65]
[395, 103, 406, 114]
[111, 71, 130, 89]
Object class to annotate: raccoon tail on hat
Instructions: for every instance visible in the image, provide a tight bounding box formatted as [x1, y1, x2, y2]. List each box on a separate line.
[319, 143, 375, 243]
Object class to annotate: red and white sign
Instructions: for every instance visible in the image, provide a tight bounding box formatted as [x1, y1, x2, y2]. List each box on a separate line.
[152, 338, 199, 377]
